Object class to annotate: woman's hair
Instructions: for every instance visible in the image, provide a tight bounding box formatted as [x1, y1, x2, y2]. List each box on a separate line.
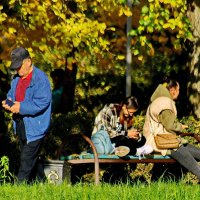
[120, 96, 139, 110]
[163, 78, 179, 90]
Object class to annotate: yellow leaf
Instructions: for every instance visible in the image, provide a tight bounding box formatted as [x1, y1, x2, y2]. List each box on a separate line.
[3, 60, 11, 68]
[117, 55, 125, 60]
[29, 24, 36, 30]
[140, 36, 146, 46]
[138, 26, 144, 33]
[144, 16, 149, 21]
[138, 55, 143, 61]
[107, 27, 116, 31]
[67, 57, 74, 65]
[27, 48, 33, 56]
[59, 13, 66, 20]
[133, 49, 139, 55]
[123, 9, 132, 17]
[163, 23, 170, 29]
[0, 13, 7, 23]
[8, 27, 16, 34]
[147, 26, 153, 33]
[9, 0, 16, 5]
[178, 21, 183, 29]
[154, 19, 158, 25]
[119, 8, 123, 16]
[38, 45, 47, 52]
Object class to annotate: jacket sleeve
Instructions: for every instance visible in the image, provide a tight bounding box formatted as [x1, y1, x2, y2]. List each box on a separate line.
[158, 109, 183, 134]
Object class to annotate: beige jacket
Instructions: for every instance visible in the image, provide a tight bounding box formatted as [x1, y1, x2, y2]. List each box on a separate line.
[143, 85, 178, 156]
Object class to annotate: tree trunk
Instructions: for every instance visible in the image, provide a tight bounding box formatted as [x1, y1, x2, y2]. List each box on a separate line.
[187, 1, 200, 118]
[61, 61, 77, 113]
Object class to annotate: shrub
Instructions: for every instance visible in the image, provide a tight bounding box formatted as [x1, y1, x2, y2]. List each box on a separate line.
[0, 156, 15, 184]
[43, 110, 94, 159]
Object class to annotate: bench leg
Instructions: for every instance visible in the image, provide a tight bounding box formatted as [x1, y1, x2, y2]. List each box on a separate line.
[94, 158, 100, 185]
[64, 162, 72, 184]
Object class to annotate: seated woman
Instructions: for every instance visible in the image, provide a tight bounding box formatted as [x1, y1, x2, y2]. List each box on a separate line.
[92, 96, 153, 157]
[143, 78, 200, 180]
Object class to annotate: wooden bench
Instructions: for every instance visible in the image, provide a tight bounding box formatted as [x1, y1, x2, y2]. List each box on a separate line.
[60, 134, 177, 185]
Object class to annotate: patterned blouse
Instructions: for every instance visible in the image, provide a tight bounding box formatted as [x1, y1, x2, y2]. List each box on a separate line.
[92, 103, 129, 138]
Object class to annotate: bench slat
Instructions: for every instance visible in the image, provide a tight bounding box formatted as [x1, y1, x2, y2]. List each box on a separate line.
[61, 154, 176, 165]
[66, 158, 176, 164]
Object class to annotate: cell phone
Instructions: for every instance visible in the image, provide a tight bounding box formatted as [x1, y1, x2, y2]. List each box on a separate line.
[5, 99, 14, 107]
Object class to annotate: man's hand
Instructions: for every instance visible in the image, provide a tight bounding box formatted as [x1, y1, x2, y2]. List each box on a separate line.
[127, 129, 140, 140]
[2, 99, 12, 111]
[2, 100, 20, 114]
[10, 101, 20, 114]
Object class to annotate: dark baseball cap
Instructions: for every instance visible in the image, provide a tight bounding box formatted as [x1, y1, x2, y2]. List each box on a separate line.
[10, 47, 30, 70]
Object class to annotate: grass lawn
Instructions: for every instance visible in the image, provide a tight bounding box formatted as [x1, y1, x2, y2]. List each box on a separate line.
[0, 180, 200, 200]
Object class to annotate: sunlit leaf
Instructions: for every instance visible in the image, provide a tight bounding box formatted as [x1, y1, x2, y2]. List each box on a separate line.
[117, 55, 125, 60]
[141, 6, 149, 14]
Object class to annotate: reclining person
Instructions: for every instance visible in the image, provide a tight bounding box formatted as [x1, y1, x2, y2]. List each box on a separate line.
[92, 96, 153, 157]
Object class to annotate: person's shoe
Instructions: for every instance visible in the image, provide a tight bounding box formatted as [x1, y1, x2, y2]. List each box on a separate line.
[136, 144, 153, 159]
[115, 146, 130, 157]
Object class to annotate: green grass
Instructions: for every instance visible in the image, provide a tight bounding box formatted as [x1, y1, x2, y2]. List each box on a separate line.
[0, 180, 199, 200]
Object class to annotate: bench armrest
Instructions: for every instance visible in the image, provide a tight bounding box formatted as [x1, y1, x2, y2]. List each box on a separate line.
[80, 133, 100, 185]
[180, 132, 200, 143]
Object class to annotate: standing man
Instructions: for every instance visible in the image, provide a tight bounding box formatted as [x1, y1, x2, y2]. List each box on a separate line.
[2, 47, 52, 183]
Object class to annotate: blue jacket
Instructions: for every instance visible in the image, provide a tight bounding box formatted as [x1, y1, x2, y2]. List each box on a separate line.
[7, 66, 52, 143]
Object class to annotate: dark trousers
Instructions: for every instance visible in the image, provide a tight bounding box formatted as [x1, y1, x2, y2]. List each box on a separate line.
[171, 144, 200, 180]
[111, 135, 146, 155]
[16, 119, 45, 183]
